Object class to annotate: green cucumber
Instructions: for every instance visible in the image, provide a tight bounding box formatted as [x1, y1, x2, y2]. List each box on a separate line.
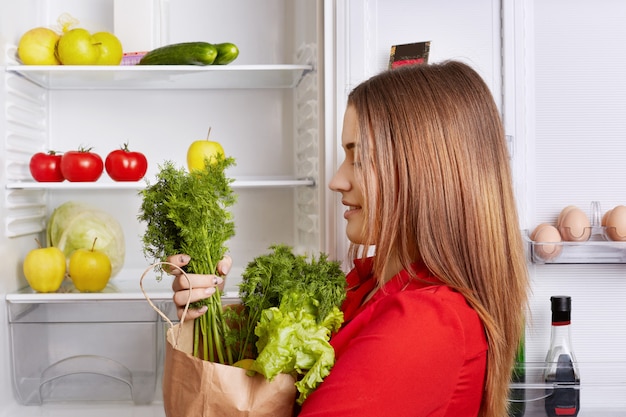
[213, 43, 239, 65]
[138, 42, 218, 66]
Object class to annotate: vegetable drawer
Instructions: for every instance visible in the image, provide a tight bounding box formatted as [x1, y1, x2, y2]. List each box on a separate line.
[7, 299, 174, 406]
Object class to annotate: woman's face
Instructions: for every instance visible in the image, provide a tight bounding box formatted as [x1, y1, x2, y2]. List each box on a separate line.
[329, 106, 366, 244]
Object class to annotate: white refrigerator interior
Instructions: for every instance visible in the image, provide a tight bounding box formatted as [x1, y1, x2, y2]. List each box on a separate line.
[2, 1, 626, 416]
[1, 1, 325, 415]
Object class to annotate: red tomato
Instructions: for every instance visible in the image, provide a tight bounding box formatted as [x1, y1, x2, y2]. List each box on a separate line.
[29, 151, 64, 182]
[105, 144, 148, 181]
[60, 148, 104, 182]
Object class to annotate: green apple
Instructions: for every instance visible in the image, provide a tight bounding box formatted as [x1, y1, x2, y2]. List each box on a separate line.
[56, 28, 100, 65]
[17, 27, 61, 65]
[93, 32, 123, 65]
[187, 128, 225, 172]
[69, 245, 112, 292]
[23, 245, 66, 292]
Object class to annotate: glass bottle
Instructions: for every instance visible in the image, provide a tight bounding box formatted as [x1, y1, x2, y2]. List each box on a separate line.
[508, 325, 525, 417]
[543, 295, 580, 417]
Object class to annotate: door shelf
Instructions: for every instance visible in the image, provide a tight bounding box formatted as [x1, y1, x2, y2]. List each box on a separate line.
[525, 231, 626, 264]
[507, 361, 626, 416]
[5, 64, 312, 90]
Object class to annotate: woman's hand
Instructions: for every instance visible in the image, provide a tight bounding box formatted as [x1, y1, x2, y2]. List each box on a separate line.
[167, 254, 233, 320]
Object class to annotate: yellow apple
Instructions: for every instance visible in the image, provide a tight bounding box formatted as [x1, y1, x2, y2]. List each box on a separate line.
[93, 32, 123, 65]
[232, 358, 258, 376]
[69, 246, 112, 292]
[56, 28, 100, 65]
[17, 27, 61, 65]
[23, 245, 66, 292]
[187, 128, 225, 172]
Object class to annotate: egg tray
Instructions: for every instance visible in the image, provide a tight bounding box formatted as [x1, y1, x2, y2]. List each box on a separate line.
[525, 228, 626, 264]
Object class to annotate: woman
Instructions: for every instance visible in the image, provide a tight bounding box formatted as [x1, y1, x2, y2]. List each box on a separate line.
[170, 60, 529, 417]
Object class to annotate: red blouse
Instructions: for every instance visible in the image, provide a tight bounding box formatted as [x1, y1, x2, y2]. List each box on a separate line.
[298, 258, 487, 417]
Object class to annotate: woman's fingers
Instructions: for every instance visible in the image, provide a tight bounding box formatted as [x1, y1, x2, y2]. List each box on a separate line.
[167, 254, 231, 320]
[173, 286, 217, 310]
[172, 273, 223, 292]
[172, 273, 224, 320]
[216, 255, 233, 276]
[164, 254, 191, 274]
[177, 303, 208, 320]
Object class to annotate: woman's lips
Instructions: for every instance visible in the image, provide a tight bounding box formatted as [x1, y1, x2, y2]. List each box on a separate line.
[343, 204, 361, 219]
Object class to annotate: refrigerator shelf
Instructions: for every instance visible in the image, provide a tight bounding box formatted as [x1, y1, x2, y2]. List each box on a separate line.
[5, 177, 315, 191]
[5, 64, 312, 90]
[6, 269, 241, 303]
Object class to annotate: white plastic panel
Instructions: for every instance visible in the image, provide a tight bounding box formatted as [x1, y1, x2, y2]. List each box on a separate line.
[3, 73, 48, 237]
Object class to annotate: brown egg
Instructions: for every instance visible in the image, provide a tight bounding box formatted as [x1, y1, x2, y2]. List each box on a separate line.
[531, 223, 563, 261]
[602, 209, 612, 226]
[557, 205, 577, 228]
[605, 205, 626, 241]
[558, 206, 591, 242]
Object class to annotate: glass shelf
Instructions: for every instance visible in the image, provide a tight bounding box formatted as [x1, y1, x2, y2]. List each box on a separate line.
[5, 64, 312, 90]
[5, 177, 315, 191]
[5, 270, 240, 303]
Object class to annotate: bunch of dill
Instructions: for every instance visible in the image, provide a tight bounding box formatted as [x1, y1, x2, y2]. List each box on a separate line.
[138, 156, 236, 363]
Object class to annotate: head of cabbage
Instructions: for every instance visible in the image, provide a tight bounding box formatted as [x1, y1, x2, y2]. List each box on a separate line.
[46, 201, 126, 277]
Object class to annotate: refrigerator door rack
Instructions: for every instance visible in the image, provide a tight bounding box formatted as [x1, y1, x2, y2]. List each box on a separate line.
[527, 234, 626, 264]
[528, 201, 626, 264]
[508, 361, 626, 416]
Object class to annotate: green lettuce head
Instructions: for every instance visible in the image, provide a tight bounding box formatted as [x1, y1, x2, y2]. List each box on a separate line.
[46, 201, 126, 277]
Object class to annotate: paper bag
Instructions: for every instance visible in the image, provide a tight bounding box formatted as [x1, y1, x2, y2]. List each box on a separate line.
[162, 320, 297, 417]
[140, 264, 297, 417]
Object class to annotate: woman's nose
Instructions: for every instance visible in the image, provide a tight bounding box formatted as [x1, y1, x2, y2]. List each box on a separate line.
[329, 164, 350, 192]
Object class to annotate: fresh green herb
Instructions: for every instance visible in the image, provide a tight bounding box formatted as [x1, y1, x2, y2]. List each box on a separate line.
[138, 156, 236, 363]
[224, 244, 347, 403]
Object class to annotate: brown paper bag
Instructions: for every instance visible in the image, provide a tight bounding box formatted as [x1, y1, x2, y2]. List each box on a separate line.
[163, 320, 297, 417]
[140, 264, 296, 417]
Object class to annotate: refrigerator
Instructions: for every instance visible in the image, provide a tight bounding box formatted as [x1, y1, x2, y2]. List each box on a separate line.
[1, 0, 626, 416]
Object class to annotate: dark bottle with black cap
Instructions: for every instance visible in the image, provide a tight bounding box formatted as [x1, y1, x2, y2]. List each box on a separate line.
[543, 295, 580, 417]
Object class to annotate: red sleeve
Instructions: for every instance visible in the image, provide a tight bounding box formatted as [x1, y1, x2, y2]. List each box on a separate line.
[297, 287, 484, 417]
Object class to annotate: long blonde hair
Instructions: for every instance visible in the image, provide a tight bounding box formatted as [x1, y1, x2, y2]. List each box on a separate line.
[347, 60, 529, 417]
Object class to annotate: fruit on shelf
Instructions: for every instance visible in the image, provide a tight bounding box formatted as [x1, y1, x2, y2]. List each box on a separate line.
[69, 239, 112, 292]
[23, 243, 66, 293]
[93, 31, 124, 65]
[17, 27, 61, 65]
[213, 42, 240, 65]
[60, 147, 104, 182]
[57, 28, 100, 65]
[138, 42, 219, 65]
[187, 128, 225, 172]
[105, 144, 148, 181]
[29, 151, 64, 182]
[56, 28, 123, 65]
